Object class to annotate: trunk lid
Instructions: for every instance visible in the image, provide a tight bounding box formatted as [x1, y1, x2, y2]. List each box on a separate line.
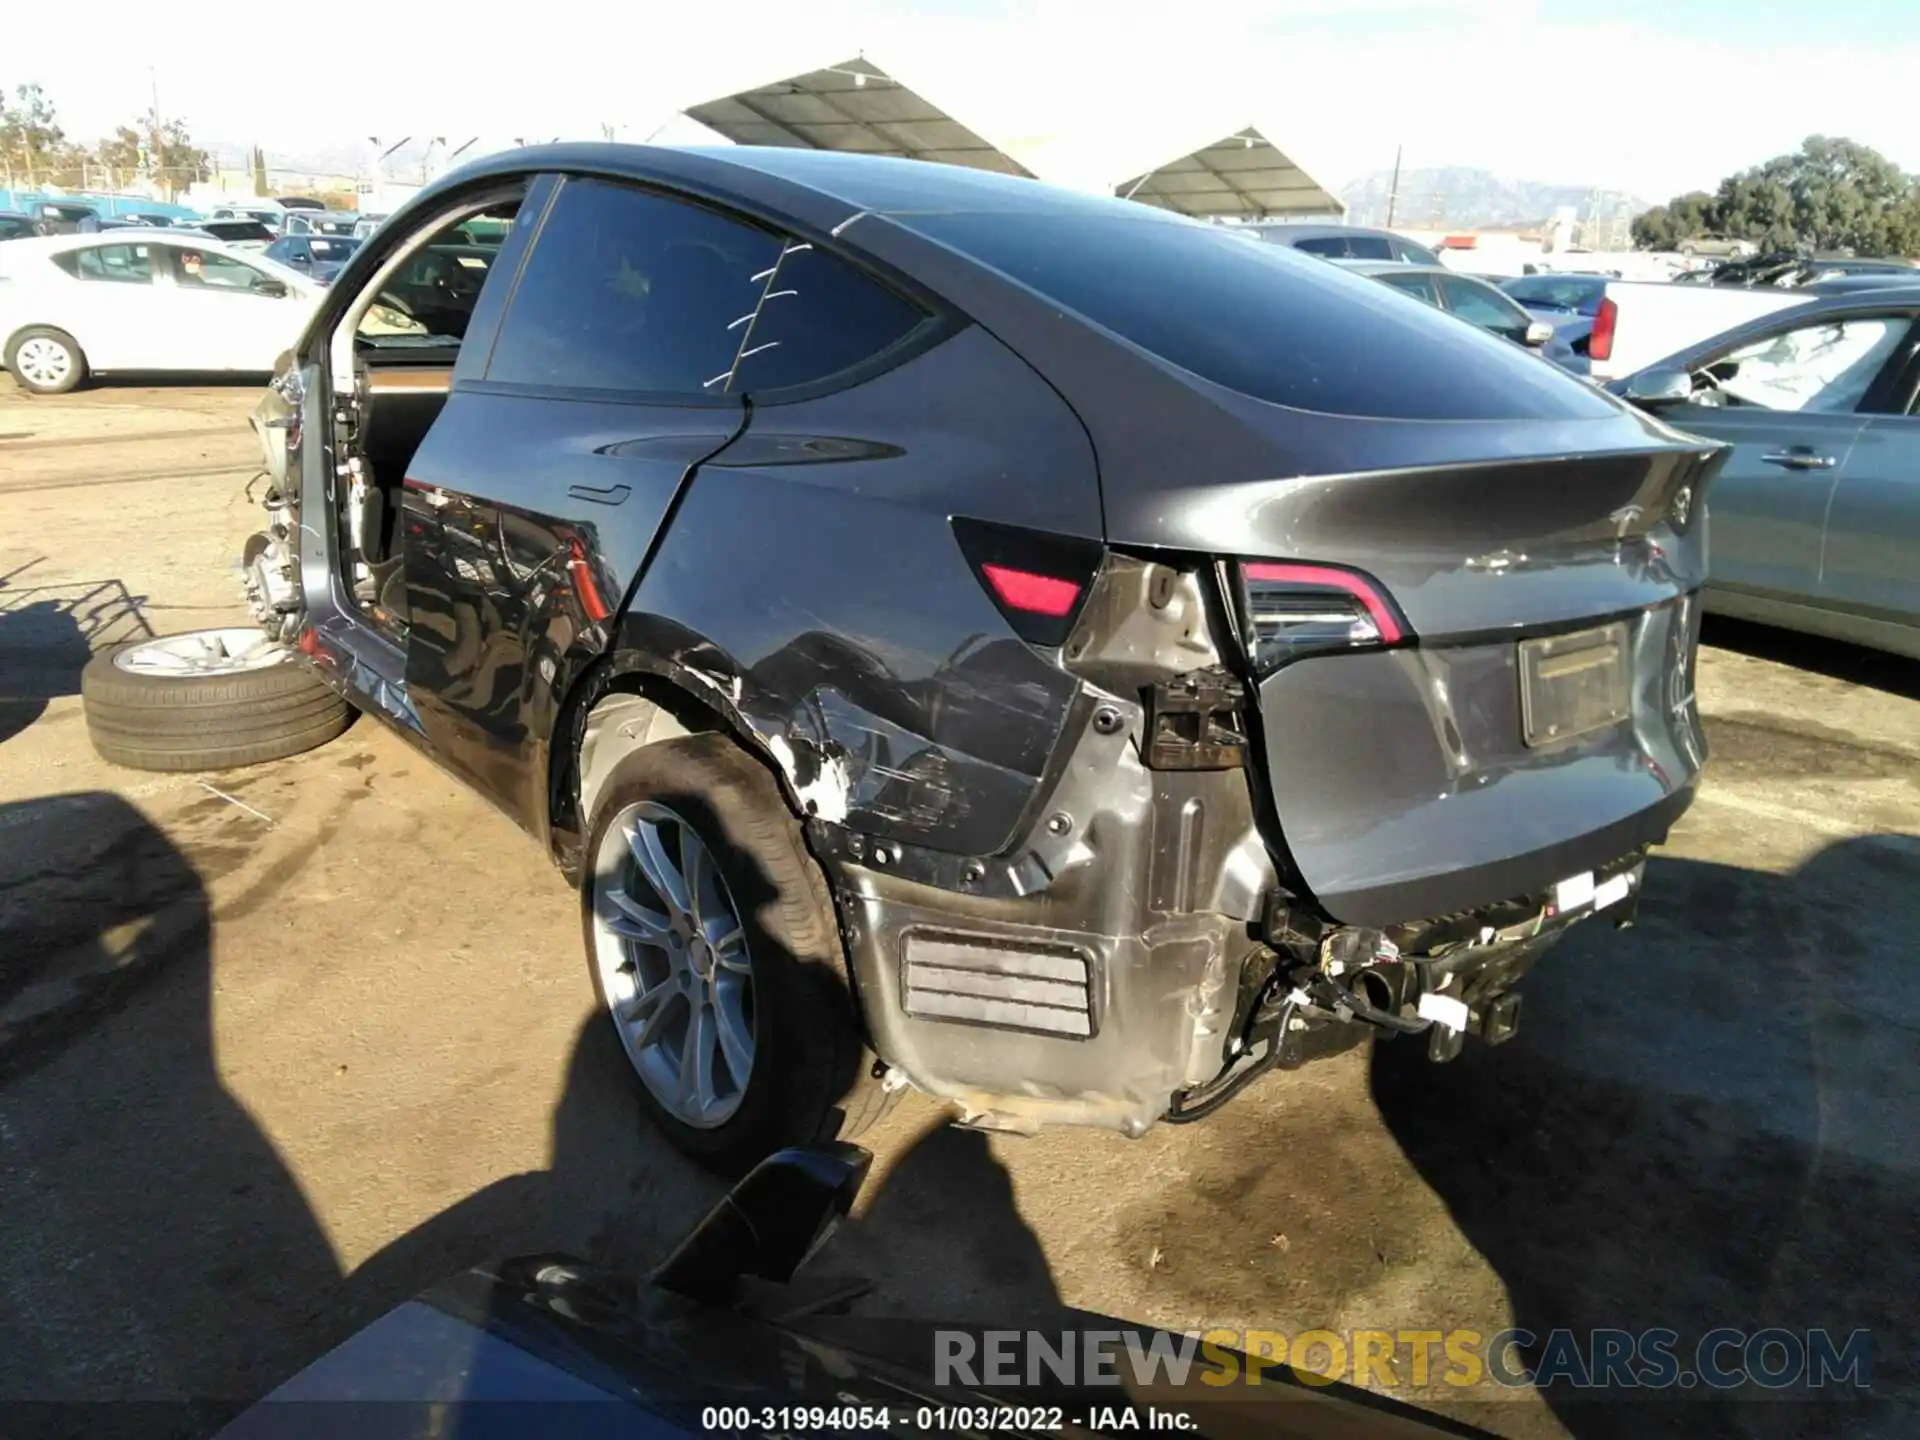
[1098, 395, 1724, 928]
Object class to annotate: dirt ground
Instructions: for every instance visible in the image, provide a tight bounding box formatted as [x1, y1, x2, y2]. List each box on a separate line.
[1, 381, 1914, 1439]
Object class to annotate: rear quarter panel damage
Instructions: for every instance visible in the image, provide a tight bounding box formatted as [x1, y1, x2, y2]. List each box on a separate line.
[608, 325, 1105, 858]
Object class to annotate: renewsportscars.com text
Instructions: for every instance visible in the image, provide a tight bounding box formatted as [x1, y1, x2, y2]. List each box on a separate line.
[934, 1326, 1873, 1393]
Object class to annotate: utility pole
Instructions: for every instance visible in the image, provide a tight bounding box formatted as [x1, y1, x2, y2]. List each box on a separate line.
[1385, 143, 1403, 228]
[149, 67, 166, 198]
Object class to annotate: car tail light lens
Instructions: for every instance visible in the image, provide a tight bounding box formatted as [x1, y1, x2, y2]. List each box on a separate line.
[1589, 295, 1617, 362]
[1236, 561, 1409, 673]
[980, 563, 1081, 617]
[952, 517, 1103, 647]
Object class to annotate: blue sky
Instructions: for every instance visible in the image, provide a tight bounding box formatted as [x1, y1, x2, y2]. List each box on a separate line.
[11, 0, 1919, 201]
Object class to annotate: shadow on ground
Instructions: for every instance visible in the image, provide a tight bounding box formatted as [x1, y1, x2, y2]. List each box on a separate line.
[1372, 834, 1919, 1438]
[1, 770, 1913, 1440]
[0, 560, 153, 745]
[1702, 614, 1920, 701]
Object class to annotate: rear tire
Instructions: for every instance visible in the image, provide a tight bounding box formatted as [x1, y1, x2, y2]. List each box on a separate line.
[6, 326, 87, 395]
[581, 734, 895, 1176]
[81, 628, 353, 772]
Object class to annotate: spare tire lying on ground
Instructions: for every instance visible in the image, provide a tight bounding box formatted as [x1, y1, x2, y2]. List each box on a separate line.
[81, 627, 352, 772]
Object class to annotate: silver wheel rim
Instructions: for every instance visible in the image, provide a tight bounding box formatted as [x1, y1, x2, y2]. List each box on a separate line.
[112, 627, 287, 676]
[589, 801, 755, 1128]
[16, 336, 73, 388]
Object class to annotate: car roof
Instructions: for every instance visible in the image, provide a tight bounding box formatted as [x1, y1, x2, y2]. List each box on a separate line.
[1335, 261, 1474, 280]
[1248, 222, 1407, 243]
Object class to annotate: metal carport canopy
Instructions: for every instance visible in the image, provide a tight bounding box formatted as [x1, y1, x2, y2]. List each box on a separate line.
[682, 57, 1034, 178]
[1116, 127, 1344, 218]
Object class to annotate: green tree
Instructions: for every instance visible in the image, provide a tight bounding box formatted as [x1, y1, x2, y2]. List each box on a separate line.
[0, 82, 69, 187]
[145, 110, 210, 199]
[95, 124, 144, 189]
[1638, 136, 1920, 255]
[1631, 190, 1716, 249]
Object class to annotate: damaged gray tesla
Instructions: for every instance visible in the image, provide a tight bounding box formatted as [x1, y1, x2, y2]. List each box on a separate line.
[199, 145, 1721, 1171]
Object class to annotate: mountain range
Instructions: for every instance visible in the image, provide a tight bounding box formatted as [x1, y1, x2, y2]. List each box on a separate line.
[1338, 165, 1653, 231]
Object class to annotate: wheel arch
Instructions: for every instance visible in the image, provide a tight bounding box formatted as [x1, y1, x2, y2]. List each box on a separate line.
[4, 320, 89, 369]
[544, 644, 806, 879]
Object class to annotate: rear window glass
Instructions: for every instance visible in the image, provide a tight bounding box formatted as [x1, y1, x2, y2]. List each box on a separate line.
[1345, 235, 1394, 260]
[898, 211, 1615, 420]
[1289, 235, 1349, 257]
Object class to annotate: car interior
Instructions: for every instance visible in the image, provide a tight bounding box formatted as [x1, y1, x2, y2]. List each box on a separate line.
[330, 197, 521, 637]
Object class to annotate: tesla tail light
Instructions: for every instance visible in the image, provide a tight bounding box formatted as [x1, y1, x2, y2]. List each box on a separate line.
[1236, 561, 1409, 673]
[1589, 296, 1617, 363]
[952, 517, 1104, 647]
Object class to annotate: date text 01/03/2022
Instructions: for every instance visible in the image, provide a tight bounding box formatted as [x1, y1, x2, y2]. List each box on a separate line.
[698, 1405, 1199, 1431]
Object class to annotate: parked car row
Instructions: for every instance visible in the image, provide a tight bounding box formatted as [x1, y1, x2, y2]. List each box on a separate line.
[0, 196, 379, 249]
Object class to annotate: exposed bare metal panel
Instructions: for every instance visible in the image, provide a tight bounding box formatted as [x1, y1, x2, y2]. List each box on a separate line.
[1116, 127, 1343, 219]
[684, 57, 1034, 178]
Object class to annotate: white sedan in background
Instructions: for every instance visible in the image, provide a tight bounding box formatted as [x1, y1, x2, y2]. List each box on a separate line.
[0, 232, 322, 394]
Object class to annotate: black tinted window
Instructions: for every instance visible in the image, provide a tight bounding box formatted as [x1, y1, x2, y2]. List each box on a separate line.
[1289, 236, 1348, 257]
[491, 179, 780, 394]
[1345, 235, 1394, 260]
[1394, 238, 1442, 265]
[491, 179, 926, 397]
[728, 240, 926, 393]
[898, 211, 1615, 420]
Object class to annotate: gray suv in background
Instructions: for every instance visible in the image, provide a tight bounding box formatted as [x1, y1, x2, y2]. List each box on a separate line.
[88, 146, 1724, 1174]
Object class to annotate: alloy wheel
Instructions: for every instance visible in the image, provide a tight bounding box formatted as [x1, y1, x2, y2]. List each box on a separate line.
[112, 627, 288, 677]
[589, 801, 755, 1128]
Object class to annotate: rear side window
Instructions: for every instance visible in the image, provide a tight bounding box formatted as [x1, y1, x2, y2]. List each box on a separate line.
[1345, 234, 1394, 260]
[1377, 271, 1441, 306]
[899, 210, 1615, 420]
[1289, 235, 1349, 257]
[1393, 237, 1442, 265]
[1439, 276, 1526, 332]
[727, 239, 927, 393]
[53, 244, 152, 283]
[489, 179, 925, 397]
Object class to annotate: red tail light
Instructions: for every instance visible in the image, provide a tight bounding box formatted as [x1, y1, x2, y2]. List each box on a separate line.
[980, 563, 1081, 617]
[952, 517, 1103, 647]
[1236, 560, 1409, 674]
[1589, 295, 1617, 363]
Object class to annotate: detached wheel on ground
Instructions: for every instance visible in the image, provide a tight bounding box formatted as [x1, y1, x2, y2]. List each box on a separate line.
[582, 733, 896, 1176]
[82, 627, 353, 772]
[6, 327, 87, 395]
